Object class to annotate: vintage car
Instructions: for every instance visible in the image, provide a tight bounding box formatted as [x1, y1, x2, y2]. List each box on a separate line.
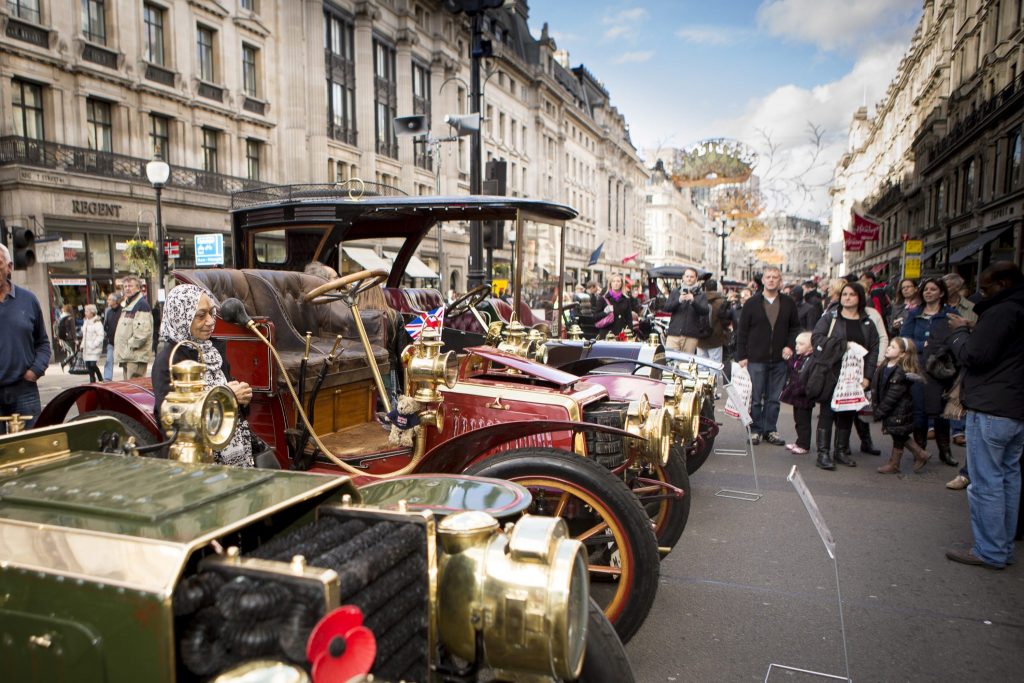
[0, 382, 634, 682]
[35, 187, 693, 644]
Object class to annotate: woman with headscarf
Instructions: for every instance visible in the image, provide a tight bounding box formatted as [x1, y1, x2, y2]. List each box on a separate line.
[152, 284, 256, 468]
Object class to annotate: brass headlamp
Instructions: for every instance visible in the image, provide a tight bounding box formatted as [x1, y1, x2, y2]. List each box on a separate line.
[437, 511, 589, 680]
[405, 327, 458, 403]
[623, 394, 672, 466]
[159, 343, 238, 464]
[662, 377, 701, 443]
[567, 324, 584, 340]
[497, 320, 548, 363]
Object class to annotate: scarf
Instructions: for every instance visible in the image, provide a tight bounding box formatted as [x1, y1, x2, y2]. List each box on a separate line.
[608, 289, 623, 301]
[160, 284, 253, 467]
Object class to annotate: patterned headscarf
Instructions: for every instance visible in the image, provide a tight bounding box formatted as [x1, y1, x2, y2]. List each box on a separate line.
[160, 284, 252, 467]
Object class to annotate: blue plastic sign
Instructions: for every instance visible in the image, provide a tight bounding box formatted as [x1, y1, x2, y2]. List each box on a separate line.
[195, 233, 224, 266]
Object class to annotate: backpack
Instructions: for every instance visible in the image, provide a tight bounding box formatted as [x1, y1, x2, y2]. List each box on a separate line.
[693, 306, 713, 339]
[800, 317, 845, 403]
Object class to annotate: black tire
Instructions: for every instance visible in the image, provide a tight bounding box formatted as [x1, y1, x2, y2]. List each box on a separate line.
[575, 597, 635, 682]
[465, 448, 659, 644]
[70, 409, 159, 452]
[685, 400, 719, 475]
[635, 448, 690, 551]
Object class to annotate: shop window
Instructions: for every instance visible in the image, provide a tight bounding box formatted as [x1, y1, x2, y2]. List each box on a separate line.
[144, 3, 165, 65]
[82, 0, 106, 45]
[49, 232, 89, 276]
[87, 233, 111, 270]
[254, 229, 287, 264]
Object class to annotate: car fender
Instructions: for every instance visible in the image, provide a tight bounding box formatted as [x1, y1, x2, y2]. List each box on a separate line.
[420, 419, 640, 473]
[36, 382, 160, 439]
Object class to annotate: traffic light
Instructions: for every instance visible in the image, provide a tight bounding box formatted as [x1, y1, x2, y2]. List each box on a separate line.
[12, 227, 35, 269]
[483, 220, 504, 249]
[484, 159, 507, 195]
[0, 219, 8, 248]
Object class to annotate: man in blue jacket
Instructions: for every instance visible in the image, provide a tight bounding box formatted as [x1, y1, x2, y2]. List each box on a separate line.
[0, 244, 51, 431]
[945, 262, 1024, 570]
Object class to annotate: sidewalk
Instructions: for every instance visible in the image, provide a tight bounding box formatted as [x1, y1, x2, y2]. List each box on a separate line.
[37, 357, 114, 407]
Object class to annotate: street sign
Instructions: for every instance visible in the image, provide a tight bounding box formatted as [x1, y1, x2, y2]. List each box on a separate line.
[195, 233, 224, 266]
[164, 240, 180, 258]
[35, 238, 65, 264]
[905, 239, 923, 254]
[904, 257, 921, 279]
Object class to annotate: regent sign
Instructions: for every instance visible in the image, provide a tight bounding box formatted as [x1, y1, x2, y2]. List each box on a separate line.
[72, 200, 123, 218]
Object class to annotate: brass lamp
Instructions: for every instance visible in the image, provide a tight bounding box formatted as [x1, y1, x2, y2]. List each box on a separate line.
[405, 327, 458, 403]
[623, 394, 672, 466]
[662, 377, 701, 443]
[160, 358, 238, 464]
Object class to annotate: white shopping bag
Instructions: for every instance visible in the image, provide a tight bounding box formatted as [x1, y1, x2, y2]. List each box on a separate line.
[830, 342, 870, 412]
[724, 362, 753, 426]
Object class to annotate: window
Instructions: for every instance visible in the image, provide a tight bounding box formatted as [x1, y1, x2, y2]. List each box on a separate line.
[197, 25, 215, 82]
[240, 0, 256, 11]
[149, 114, 170, 161]
[963, 159, 975, 211]
[373, 39, 397, 158]
[246, 139, 261, 180]
[242, 44, 259, 97]
[144, 4, 165, 65]
[1007, 129, 1022, 192]
[324, 10, 356, 144]
[8, 0, 40, 23]
[413, 61, 431, 170]
[12, 79, 44, 140]
[81, 0, 106, 44]
[86, 98, 112, 152]
[201, 127, 218, 173]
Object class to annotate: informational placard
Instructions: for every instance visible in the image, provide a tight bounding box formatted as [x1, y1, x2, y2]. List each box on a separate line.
[904, 239, 923, 280]
[35, 238, 65, 263]
[195, 233, 224, 266]
[787, 466, 836, 560]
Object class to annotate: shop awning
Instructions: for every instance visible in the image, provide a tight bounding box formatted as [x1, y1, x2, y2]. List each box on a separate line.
[870, 262, 888, 274]
[385, 251, 437, 279]
[343, 247, 392, 272]
[949, 226, 1013, 265]
[920, 244, 944, 263]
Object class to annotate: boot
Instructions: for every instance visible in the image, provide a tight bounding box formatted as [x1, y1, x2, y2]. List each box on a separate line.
[816, 427, 835, 470]
[856, 417, 881, 455]
[912, 426, 928, 450]
[878, 447, 902, 474]
[935, 427, 958, 467]
[907, 439, 931, 472]
[833, 428, 857, 467]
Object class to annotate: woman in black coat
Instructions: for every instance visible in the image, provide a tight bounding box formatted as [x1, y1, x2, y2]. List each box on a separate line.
[810, 282, 880, 470]
[597, 274, 639, 338]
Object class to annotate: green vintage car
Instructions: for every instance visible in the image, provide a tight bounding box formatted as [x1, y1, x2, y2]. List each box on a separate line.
[0, 407, 632, 681]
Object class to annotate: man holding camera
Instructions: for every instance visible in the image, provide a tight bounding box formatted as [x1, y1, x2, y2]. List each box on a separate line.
[663, 267, 710, 353]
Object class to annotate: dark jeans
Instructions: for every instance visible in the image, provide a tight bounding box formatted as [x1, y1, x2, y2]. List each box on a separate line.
[747, 361, 787, 436]
[817, 405, 854, 433]
[793, 406, 813, 449]
[0, 378, 42, 432]
[85, 360, 103, 383]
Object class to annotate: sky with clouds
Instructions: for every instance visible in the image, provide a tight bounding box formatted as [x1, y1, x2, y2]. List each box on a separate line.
[527, 0, 924, 222]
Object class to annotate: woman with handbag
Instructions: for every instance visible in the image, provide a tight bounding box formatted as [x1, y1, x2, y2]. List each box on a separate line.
[900, 277, 959, 467]
[810, 282, 880, 470]
[596, 274, 639, 339]
[153, 284, 264, 468]
[80, 304, 105, 383]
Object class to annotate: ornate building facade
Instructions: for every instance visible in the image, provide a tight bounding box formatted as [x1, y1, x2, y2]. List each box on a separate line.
[831, 0, 1023, 286]
[642, 161, 706, 271]
[1, 0, 647, 328]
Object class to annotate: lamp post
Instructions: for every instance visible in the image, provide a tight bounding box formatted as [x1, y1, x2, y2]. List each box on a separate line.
[711, 214, 737, 279]
[145, 158, 170, 302]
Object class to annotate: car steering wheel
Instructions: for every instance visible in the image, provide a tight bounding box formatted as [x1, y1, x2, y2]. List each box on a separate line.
[447, 283, 493, 317]
[303, 268, 389, 305]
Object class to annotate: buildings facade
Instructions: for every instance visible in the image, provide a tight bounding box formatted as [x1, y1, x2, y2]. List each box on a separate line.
[764, 215, 829, 283]
[642, 161, 706, 271]
[831, 0, 1023, 286]
[1, 0, 648, 332]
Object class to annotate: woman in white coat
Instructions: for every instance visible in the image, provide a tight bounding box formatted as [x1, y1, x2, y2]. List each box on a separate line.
[81, 304, 105, 383]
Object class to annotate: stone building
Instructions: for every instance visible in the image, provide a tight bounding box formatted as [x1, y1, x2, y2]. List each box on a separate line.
[0, 0, 647, 333]
[831, 0, 1023, 287]
[642, 161, 705, 271]
[764, 215, 829, 283]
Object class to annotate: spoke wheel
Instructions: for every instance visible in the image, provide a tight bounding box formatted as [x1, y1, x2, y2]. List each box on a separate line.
[630, 449, 691, 552]
[465, 448, 659, 644]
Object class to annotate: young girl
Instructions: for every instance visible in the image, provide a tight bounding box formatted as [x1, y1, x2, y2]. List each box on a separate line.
[780, 332, 815, 454]
[871, 337, 930, 474]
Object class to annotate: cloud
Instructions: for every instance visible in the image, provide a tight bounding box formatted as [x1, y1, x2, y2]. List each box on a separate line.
[603, 8, 649, 24]
[604, 25, 632, 40]
[601, 6, 649, 42]
[756, 0, 920, 53]
[614, 50, 654, 65]
[675, 25, 752, 46]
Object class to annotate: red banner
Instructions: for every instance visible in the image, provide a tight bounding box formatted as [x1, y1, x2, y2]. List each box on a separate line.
[843, 230, 865, 252]
[622, 251, 640, 264]
[852, 212, 880, 241]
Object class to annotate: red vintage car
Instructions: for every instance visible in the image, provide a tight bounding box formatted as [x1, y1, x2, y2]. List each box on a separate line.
[37, 186, 700, 643]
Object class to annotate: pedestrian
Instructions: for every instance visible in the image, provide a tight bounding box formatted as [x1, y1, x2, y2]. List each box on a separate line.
[945, 262, 1024, 570]
[697, 279, 731, 365]
[943, 273, 976, 450]
[853, 292, 889, 457]
[663, 267, 710, 353]
[811, 282, 880, 469]
[900, 277, 959, 467]
[860, 271, 892, 324]
[81, 304, 105, 383]
[102, 292, 122, 381]
[114, 274, 154, 380]
[735, 266, 801, 446]
[872, 337, 931, 474]
[56, 303, 77, 367]
[153, 284, 257, 467]
[889, 277, 921, 337]
[0, 244, 50, 431]
[780, 331, 815, 454]
[596, 274, 639, 339]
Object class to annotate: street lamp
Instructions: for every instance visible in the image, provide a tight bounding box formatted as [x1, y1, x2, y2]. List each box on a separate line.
[710, 209, 739, 279]
[145, 157, 170, 302]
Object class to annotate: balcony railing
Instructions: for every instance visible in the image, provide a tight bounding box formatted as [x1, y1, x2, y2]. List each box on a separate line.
[0, 136, 265, 196]
[197, 82, 224, 102]
[145, 63, 175, 87]
[5, 16, 49, 47]
[82, 43, 118, 69]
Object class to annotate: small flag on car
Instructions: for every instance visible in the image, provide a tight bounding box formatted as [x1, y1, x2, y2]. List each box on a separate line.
[405, 306, 445, 339]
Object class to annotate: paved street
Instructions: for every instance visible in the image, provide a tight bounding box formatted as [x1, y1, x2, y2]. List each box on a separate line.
[625, 400, 1024, 682]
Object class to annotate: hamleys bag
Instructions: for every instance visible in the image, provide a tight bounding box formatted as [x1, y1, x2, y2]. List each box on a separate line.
[724, 362, 753, 425]
[830, 342, 870, 412]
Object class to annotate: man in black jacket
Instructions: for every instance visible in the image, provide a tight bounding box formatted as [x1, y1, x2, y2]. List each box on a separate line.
[736, 267, 801, 445]
[663, 267, 709, 353]
[945, 262, 1024, 570]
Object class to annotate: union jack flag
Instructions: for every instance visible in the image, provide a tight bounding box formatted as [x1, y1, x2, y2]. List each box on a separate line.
[404, 306, 445, 339]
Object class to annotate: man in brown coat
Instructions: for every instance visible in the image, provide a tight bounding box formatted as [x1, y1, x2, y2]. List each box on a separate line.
[696, 279, 730, 364]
